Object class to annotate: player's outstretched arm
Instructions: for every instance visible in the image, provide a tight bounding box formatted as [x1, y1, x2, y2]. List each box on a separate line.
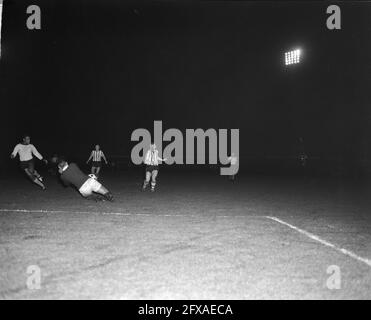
[86, 152, 93, 164]
[31, 145, 44, 161]
[102, 152, 108, 164]
[10, 145, 19, 159]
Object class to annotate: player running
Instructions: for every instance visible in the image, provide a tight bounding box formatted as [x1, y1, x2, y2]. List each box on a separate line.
[57, 158, 113, 201]
[227, 153, 238, 181]
[10, 135, 47, 190]
[86, 144, 108, 178]
[142, 143, 167, 192]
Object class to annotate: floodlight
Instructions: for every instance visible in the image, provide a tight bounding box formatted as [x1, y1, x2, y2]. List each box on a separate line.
[285, 49, 301, 65]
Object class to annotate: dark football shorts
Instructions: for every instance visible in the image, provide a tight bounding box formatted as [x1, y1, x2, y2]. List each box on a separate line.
[20, 159, 35, 171]
[92, 161, 102, 168]
[145, 165, 159, 173]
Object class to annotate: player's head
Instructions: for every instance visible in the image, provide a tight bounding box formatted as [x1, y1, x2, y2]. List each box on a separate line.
[50, 154, 59, 164]
[22, 135, 31, 145]
[57, 158, 68, 170]
[150, 143, 156, 151]
[95, 144, 100, 151]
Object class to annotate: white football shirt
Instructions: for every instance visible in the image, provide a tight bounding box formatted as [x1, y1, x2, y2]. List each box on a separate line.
[11, 144, 43, 162]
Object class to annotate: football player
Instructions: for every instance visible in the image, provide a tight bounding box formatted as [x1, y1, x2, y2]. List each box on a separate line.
[57, 158, 113, 201]
[10, 135, 47, 190]
[86, 144, 108, 178]
[142, 143, 167, 192]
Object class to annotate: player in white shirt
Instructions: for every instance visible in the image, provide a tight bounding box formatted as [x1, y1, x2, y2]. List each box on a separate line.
[86, 144, 108, 178]
[10, 135, 48, 189]
[142, 143, 167, 192]
[227, 153, 238, 181]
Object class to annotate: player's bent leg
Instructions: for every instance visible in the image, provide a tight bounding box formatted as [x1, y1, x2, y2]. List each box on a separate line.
[151, 170, 158, 192]
[95, 184, 108, 195]
[95, 186, 113, 201]
[24, 168, 34, 179]
[25, 169, 45, 190]
[96, 167, 101, 178]
[33, 169, 43, 182]
[91, 180, 113, 202]
[79, 178, 95, 198]
[30, 160, 44, 182]
[142, 171, 151, 191]
[84, 194, 103, 202]
[29, 161, 43, 181]
[28, 160, 35, 173]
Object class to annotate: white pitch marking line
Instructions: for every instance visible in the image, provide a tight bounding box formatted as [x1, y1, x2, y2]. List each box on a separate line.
[0, 208, 257, 219]
[0, 209, 157, 216]
[266, 216, 371, 268]
[0, 208, 129, 216]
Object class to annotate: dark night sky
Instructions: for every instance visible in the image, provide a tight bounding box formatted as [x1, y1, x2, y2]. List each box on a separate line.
[1, 0, 371, 166]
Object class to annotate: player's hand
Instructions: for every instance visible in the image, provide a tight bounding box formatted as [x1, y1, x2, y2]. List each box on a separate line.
[43, 159, 48, 165]
[10, 154, 15, 159]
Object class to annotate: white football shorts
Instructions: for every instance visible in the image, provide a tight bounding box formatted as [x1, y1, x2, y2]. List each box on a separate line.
[79, 178, 102, 197]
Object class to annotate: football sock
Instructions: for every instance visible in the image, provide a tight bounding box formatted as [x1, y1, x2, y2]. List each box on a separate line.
[104, 192, 114, 202]
[33, 178, 45, 189]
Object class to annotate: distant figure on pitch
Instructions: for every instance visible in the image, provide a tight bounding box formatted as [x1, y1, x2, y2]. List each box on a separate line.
[227, 153, 238, 181]
[57, 158, 113, 201]
[297, 137, 308, 168]
[10, 135, 48, 190]
[86, 144, 108, 178]
[142, 143, 167, 192]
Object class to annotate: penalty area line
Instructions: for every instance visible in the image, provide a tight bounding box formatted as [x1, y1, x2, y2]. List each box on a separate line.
[266, 216, 371, 268]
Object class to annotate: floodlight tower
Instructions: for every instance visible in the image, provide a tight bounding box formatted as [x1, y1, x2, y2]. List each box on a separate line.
[283, 49, 303, 104]
[283, 48, 304, 151]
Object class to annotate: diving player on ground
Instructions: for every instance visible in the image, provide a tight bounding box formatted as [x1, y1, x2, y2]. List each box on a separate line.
[10, 135, 48, 190]
[57, 158, 113, 201]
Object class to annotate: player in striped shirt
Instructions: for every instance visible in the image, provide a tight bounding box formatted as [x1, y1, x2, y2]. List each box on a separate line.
[86, 145, 108, 178]
[10, 135, 48, 190]
[142, 143, 167, 192]
[227, 153, 238, 181]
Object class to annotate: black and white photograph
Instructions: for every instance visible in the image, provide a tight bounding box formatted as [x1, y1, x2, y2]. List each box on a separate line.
[0, 0, 371, 304]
